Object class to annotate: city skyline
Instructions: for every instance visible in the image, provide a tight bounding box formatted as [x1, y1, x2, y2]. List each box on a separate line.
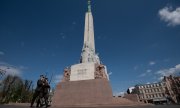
[0, 0, 180, 95]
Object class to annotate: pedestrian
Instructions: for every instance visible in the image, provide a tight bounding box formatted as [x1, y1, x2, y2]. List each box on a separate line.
[30, 75, 44, 107]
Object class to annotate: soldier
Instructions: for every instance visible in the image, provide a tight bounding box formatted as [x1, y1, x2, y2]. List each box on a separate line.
[43, 77, 51, 108]
[30, 75, 44, 107]
[39, 77, 50, 108]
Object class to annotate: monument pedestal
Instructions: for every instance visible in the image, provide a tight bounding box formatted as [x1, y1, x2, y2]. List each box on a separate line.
[52, 79, 113, 107]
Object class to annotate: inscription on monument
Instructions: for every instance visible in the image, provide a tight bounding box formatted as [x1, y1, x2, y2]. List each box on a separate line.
[70, 63, 95, 81]
[77, 69, 87, 75]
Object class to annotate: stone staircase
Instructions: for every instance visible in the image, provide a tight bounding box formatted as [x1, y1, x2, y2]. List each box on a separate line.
[112, 97, 138, 105]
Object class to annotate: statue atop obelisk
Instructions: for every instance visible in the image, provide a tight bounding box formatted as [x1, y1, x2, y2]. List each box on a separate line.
[80, 0, 100, 64]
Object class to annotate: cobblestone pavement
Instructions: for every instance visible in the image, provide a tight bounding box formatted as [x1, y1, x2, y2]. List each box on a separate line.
[0, 104, 180, 108]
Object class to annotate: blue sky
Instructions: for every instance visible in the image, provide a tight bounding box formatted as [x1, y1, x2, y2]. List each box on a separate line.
[0, 0, 180, 95]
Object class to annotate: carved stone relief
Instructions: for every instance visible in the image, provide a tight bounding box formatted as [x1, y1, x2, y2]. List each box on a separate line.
[95, 64, 107, 79]
[62, 68, 71, 82]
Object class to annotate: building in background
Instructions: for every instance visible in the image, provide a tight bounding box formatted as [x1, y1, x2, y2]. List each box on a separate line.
[133, 82, 167, 104]
[129, 75, 180, 104]
[125, 87, 139, 102]
[163, 75, 180, 104]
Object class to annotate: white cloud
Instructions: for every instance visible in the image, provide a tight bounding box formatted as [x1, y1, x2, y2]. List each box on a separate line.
[0, 51, 5, 55]
[0, 62, 27, 77]
[163, 58, 170, 62]
[0, 65, 21, 76]
[146, 82, 150, 84]
[61, 36, 66, 39]
[158, 76, 164, 81]
[153, 81, 157, 83]
[59, 32, 66, 39]
[19, 65, 28, 70]
[108, 72, 112, 76]
[159, 6, 180, 26]
[113, 91, 125, 97]
[156, 64, 180, 79]
[53, 74, 63, 84]
[0, 62, 7, 65]
[149, 61, 156, 66]
[138, 69, 152, 77]
[139, 73, 146, 77]
[146, 69, 152, 73]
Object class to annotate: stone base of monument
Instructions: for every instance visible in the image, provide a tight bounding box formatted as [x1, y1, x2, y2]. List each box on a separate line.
[52, 79, 140, 107]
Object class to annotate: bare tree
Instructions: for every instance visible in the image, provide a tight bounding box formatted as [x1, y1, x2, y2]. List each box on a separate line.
[0, 75, 33, 103]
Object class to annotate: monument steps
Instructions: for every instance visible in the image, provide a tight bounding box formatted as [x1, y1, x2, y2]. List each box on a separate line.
[52, 79, 143, 107]
[112, 97, 138, 104]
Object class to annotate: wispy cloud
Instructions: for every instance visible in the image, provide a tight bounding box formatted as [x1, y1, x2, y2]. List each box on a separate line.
[146, 82, 150, 84]
[138, 69, 152, 77]
[158, 76, 164, 80]
[72, 21, 76, 25]
[0, 65, 21, 76]
[61, 36, 66, 39]
[159, 6, 180, 26]
[53, 74, 63, 84]
[156, 64, 180, 80]
[108, 72, 112, 76]
[139, 73, 146, 77]
[146, 69, 152, 73]
[134, 66, 138, 70]
[59, 32, 66, 39]
[0, 61, 7, 65]
[113, 91, 125, 97]
[19, 65, 28, 70]
[149, 61, 156, 66]
[0, 51, 5, 55]
[163, 58, 170, 62]
[0, 62, 27, 76]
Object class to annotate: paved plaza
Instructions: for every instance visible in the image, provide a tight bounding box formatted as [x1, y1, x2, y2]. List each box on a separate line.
[0, 104, 180, 108]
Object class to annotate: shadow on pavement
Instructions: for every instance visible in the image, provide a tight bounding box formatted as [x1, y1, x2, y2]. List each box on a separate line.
[0, 104, 180, 108]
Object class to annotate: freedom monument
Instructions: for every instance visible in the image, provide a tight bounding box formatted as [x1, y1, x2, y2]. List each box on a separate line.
[52, 0, 138, 107]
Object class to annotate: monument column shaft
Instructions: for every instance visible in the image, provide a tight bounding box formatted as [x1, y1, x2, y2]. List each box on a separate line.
[81, 11, 96, 63]
[84, 12, 95, 52]
[80, 0, 100, 64]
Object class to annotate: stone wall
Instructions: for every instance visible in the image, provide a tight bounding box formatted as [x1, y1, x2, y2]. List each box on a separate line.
[124, 94, 139, 102]
[52, 79, 113, 107]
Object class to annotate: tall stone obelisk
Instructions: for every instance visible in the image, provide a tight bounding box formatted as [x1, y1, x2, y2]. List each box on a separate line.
[80, 0, 99, 64]
[69, 0, 109, 81]
[52, 0, 136, 107]
[52, 1, 141, 107]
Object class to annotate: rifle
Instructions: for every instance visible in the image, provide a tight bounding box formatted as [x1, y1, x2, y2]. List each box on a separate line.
[49, 72, 54, 85]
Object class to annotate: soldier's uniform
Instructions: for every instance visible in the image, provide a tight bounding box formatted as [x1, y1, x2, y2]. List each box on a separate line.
[42, 78, 50, 108]
[30, 75, 44, 107]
